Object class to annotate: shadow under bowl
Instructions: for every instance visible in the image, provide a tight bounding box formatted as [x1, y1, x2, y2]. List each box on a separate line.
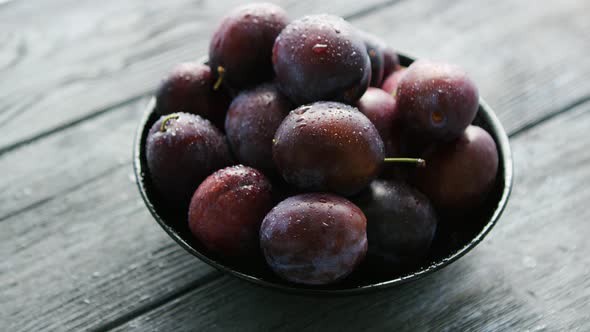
[133, 53, 514, 295]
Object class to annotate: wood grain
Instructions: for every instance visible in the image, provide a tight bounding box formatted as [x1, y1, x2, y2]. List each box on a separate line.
[111, 101, 590, 332]
[0, 0, 393, 153]
[2, 0, 589, 224]
[0, 0, 589, 153]
[352, 0, 590, 134]
[1, 0, 590, 330]
[0, 2, 405, 330]
[0, 103, 219, 331]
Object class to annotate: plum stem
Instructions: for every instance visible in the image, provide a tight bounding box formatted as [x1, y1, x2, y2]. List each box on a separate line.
[160, 114, 179, 132]
[213, 66, 225, 91]
[384, 158, 426, 168]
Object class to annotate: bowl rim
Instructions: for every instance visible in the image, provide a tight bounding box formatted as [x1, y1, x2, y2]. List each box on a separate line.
[133, 52, 514, 295]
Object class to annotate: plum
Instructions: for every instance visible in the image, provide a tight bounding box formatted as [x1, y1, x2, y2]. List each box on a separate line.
[381, 68, 406, 95]
[355, 180, 437, 266]
[260, 193, 367, 285]
[414, 125, 499, 214]
[189, 165, 274, 258]
[396, 60, 479, 143]
[357, 87, 400, 157]
[272, 14, 371, 105]
[272, 102, 384, 196]
[225, 83, 292, 174]
[145, 113, 233, 207]
[209, 3, 289, 90]
[155, 62, 230, 130]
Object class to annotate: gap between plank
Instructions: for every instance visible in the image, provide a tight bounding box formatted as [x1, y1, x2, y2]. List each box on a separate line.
[0, 163, 126, 223]
[343, 0, 406, 20]
[508, 94, 590, 139]
[90, 271, 222, 332]
[0, 0, 410, 159]
[0, 92, 151, 158]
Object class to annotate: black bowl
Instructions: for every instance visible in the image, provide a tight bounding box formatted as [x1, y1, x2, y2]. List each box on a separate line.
[133, 53, 513, 295]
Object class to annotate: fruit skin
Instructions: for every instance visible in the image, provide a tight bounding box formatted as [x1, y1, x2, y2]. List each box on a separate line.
[225, 84, 292, 174]
[382, 47, 400, 78]
[260, 193, 367, 285]
[396, 60, 479, 143]
[146, 113, 233, 207]
[209, 3, 289, 90]
[272, 14, 371, 105]
[360, 31, 386, 87]
[189, 165, 274, 258]
[414, 125, 499, 214]
[273, 102, 384, 196]
[354, 180, 437, 266]
[357, 87, 400, 157]
[380, 68, 406, 95]
[155, 62, 230, 129]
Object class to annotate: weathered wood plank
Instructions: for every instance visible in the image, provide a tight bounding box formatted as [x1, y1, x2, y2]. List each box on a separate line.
[0, 104, 219, 332]
[1, 0, 590, 330]
[0, 0, 392, 152]
[1, 2, 408, 331]
[2, 0, 589, 225]
[111, 101, 590, 332]
[353, 0, 590, 134]
[0, 0, 588, 153]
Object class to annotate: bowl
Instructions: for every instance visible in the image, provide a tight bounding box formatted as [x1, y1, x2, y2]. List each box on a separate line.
[133, 53, 513, 295]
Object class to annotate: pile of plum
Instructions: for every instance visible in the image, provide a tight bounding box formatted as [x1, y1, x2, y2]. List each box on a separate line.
[144, 3, 499, 285]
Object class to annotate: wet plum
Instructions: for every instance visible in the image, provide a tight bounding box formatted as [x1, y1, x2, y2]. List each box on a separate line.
[225, 84, 292, 174]
[260, 193, 367, 285]
[396, 60, 479, 143]
[355, 180, 437, 266]
[272, 15, 371, 105]
[146, 113, 233, 208]
[155, 62, 230, 129]
[209, 3, 289, 90]
[357, 87, 400, 157]
[381, 68, 406, 95]
[360, 31, 386, 87]
[414, 125, 499, 214]
[189, 165, 274, 258]
[382, 47, 400, 78]
[272, 102, 384, 196]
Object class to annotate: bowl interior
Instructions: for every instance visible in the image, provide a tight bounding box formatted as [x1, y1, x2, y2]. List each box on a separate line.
[133, 54, 513, 295]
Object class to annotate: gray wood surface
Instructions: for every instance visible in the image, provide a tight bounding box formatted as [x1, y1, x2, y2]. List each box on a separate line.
[0, 0, 392, 153]
[1, 0, 589, 331]
[112, 102, 590, 332]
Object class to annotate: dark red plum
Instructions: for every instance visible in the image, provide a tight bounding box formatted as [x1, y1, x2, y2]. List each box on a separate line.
[189, 165, 273, 258]
[396, 60, 479, 143]
[360, 31, 386, 87]
[225, 84, 292, 174]
[382, 47, 400, 78]
[381, 68, 406, 95]
[146, 113, 233, 207]
[260, 193, 367, 285]
[414, 125, 499, 214]
[155, 62, 230, 129]
[357, 87, 400, 157]
[272, 15, 371, 105]
[273, 102, 384, 196]
[209, 3, 289, 90]
[355, 180, 437, 266]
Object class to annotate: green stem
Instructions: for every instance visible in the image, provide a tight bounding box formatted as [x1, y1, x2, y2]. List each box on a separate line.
[160, 114, 179, 132]
[213, 66, 225, 91]
[383, 157, 426, 168]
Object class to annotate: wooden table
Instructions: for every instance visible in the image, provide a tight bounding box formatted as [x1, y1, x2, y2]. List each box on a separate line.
[2, 0, 589, 331]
